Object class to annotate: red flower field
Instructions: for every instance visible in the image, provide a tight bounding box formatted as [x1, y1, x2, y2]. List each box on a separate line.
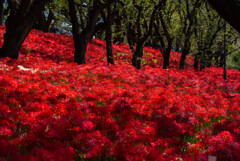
[0, 26, 240, 161]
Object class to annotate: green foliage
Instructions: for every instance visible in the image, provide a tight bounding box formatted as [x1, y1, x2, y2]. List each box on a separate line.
[227, 51, 240, 70]
[5, 0, 237, 68]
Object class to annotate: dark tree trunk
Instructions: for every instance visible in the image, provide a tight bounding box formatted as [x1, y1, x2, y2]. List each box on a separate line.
[0, 0, 50, 59]
[163, 52, 170, 69]
[74, 11, 100, 64]
[0, 0, 4, 25]
[215, 56, 219, 67]
[1, 18, 32, 59]
[113, 11, 123, 44]
[105, 5, 114, 64]
[207, 0, 240, 33]
[68, 0, 90, 64]
[179, 40, 190, 69]
[73, 33, 89, 64]
[179, 0, 201, 69]
[219, 52, 224, 67]
[158, 10, 173, 69]
[153, 22, 165, 50]
[68, 0, 115, 64]
[153, 22, 167, 66]
[132, 40, 145, 70]
[93, 21, 105, 39]
[162, 38, 173, 69]
[131, 1, 160, 69]
[214, 51, 220, 66]
[179, 49, 189, 69]
[163, 44, 172, 69]
[205, 50, 213, 67]
[200, 56, 203, 71]
[161, 38, 173, 69]
[126, 22, 136, 54]
[35, 9, 54, 32]
[47, 10, 54, 31]
[175, 37, 181, 52]
[194, 54, 199, 69]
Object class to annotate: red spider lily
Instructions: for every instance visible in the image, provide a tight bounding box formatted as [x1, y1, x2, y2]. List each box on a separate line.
[0, 27, 239, 160]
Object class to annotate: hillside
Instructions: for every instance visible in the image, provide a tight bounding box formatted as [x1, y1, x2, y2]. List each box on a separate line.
[0, 27, 240, 161]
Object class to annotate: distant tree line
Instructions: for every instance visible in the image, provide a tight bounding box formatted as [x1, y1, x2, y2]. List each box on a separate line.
[0, 0, 239, 70]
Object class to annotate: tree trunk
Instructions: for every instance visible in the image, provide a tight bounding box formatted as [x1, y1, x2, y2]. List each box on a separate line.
[68, 0, 115, 64]
[175, 37, 181, 52]
[132, 40, 145, 69]
[0, 18, 32, 59]
[194, 54, 199, 69]
[46, 10, 54, 32]
[131, 2, 159, 70]
[163, 39, 173, 69]
[73, 32, 88, 64]
[178, 0, 200, 69]
[158, 9, 173, 69]
[34, 12, 46, 31]
[106, 5, 114, 64]
[179, 36, 193, 70]
[162, 45, 171, 69]
[163, 53, 169, 69]
[219, 53, 224, 67]
[206, 50, 213, 67]
[214, 52, 219, 66]
[0, 0, 50, 59]
[207, 0, 240, 33]
[127, 22, 136, 54]
[0, 0, 4, 25]
[35, 9, 54, 32]
[93, 21, 105, 39]
[113, 11, 123, 44]
[73, 12, 100, 64]
[179, 49, 189, 69]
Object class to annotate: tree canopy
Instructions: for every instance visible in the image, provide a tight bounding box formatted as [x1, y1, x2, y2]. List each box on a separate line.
[0, 0, 239, 69]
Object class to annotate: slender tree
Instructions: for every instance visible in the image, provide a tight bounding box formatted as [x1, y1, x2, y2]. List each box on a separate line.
[131, 0, 163, 69]
[34, 1, 55, 32]
[154, 2, 174, 69]
[102, 4, 115, 64]
[67, 0, 115, 65]
[0, 0, 4, 25]
[179, 0, 201, 69]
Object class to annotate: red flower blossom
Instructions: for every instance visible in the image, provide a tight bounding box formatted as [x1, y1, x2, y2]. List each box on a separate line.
[0, 27, 239, 160]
